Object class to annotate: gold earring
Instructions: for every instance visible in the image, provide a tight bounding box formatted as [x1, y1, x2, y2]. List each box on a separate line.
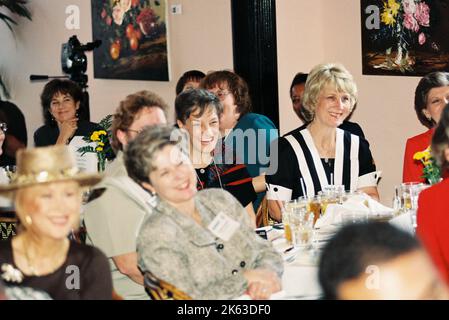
[24, 215, 32, 225]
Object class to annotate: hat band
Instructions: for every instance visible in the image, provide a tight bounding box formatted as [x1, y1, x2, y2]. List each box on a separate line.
[11, 167, 81, 185]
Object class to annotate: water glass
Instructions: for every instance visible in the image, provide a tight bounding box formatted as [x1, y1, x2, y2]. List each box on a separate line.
[399, 182, 426, 211]
[289, 206, 314, 249]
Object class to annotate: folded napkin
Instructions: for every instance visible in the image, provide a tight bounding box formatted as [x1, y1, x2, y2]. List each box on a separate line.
[314, 194, 394, 229]
[389, 211, 414, 234]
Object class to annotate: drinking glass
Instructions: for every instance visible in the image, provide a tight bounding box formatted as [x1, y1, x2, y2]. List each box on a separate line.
[399, 182, 423, 211]
[290, 206, 313, 249]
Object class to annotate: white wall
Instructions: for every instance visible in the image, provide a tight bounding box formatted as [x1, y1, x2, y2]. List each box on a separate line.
[276, 0, 426, 205]
[0, 0, 233, 144]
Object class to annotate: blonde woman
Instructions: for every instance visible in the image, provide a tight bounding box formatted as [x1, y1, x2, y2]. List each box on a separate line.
[267, 63, 380, 221]
[0, 145, 112, 299]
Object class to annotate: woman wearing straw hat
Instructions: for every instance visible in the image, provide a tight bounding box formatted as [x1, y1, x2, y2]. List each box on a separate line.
[266, 63, 380, 221]
[0, 145, 112, 299]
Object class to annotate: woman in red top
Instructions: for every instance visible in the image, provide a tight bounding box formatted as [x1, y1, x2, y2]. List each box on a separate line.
[417, 102, 449, 285]
[403, 72, 449, 183]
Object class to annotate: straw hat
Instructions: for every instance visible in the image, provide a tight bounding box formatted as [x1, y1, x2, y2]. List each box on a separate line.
[0, 145, 102, 193]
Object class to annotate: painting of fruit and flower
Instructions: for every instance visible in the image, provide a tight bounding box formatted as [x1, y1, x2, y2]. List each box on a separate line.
[361, 0, 449, 76]
[91, 0, 169, 81]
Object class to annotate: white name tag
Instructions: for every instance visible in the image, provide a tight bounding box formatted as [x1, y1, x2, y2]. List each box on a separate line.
[207, 212, 240, 242]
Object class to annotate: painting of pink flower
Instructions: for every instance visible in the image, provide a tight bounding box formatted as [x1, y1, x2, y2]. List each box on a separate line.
[419, 32, 426, 45]
[403, 13, 419, 32]
[402, 0, 416, 15]
[415, 2, 430, 27]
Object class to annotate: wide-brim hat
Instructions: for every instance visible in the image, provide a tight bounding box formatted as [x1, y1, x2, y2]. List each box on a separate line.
[0, 145, 102, 193]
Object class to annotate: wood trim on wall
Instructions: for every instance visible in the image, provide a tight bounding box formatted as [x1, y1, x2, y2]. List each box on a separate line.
[231, 0, 280, 129]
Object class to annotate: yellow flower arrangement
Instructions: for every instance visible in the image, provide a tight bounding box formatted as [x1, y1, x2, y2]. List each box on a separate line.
[381, 0, 400, 26]
[413, 146, 441, 184]
[77, 115, 113, 172]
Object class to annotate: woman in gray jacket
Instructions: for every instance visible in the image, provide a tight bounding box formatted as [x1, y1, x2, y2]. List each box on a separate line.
[124, 125, 283, 300]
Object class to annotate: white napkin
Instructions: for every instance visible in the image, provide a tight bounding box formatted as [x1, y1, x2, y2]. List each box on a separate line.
[314, 194, 394, 229]
[389, 211, 414, 234]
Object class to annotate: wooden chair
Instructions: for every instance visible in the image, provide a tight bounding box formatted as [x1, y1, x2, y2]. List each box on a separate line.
[0, 209, 17, 241]
[255, 195, 277, 228]
[143, 271, 192, 300]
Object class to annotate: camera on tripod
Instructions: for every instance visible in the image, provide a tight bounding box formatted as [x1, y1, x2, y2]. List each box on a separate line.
[61, 35, 102, 89]
[31, 35, 102, 121]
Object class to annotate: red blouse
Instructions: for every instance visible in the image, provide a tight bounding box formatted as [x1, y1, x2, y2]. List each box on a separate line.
[417, 178, 449, 285]
[402, 128, 434, 183]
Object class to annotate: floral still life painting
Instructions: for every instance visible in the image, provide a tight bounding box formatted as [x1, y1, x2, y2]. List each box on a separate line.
[91, 0, 169, 81]
[361, 0, 449, 76]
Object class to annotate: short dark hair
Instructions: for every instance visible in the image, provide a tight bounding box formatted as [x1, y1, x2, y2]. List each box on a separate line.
[289, 73, 308, 97]
[175, 70, 206, 95]
[432, 103, 449, 172]
[111, 90, 169, 152]
[40, 79, 83, 126]
[201, 70, 252, 117]
[175, 88, 223, 124]
[415, 72, 449, 129]
[318, 222, 420, 300]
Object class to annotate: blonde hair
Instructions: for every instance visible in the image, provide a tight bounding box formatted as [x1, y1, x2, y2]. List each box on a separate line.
[301, 63, 357, 123]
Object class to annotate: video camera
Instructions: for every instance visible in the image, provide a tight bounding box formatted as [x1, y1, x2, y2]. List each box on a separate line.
[61, 35, 101, 88]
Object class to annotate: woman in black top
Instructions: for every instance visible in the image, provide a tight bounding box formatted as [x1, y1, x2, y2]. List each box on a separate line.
[175, 89, 257, 227]
[33, 79, 104, 147]
[0, 145, 112, 299]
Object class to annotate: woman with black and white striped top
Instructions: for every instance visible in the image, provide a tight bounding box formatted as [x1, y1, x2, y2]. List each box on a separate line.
[266, 63, 380, 221]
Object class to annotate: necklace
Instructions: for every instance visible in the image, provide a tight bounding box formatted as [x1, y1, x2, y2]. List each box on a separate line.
[21, 238, 68, 277]
[196, 159, 223, 190]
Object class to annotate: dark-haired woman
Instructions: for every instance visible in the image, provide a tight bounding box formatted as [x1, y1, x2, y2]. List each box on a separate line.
[403, 72, 449, 183]
[417, 103, 449, 286]
[34, 79, 104, 147]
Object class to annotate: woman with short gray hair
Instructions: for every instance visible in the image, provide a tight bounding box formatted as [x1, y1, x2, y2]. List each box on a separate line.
[124, 125, 283, 300]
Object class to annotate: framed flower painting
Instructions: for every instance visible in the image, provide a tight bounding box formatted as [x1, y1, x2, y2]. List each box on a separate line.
[91, 0, 169, 81]
[361, 0, 449, 76]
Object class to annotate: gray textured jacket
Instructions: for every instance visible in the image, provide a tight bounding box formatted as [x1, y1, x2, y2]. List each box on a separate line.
[137, 188, 283, 299]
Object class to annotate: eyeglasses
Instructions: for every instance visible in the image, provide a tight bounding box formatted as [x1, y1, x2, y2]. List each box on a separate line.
[126, 128, 143, 135]
[0, 122, 7, 132]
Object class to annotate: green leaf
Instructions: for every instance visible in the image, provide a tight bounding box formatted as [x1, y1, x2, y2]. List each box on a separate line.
[77, 146, 95, 155]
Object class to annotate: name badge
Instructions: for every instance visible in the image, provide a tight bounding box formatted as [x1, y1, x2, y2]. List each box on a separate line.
[207, 212, 240, 242]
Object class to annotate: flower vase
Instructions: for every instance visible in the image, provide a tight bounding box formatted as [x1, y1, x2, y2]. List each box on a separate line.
[395, 42, 403, 65]
[97, 154, 107, 173]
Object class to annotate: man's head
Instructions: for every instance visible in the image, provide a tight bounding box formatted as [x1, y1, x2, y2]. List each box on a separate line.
[290, 73, 308, 122]
[111, 90, 168, 152]
[319, 222, 449, 300]
[175, 70, 206, 96]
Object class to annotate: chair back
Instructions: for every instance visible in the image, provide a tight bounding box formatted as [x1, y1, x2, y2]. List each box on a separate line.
[143, 271, 192, 300]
